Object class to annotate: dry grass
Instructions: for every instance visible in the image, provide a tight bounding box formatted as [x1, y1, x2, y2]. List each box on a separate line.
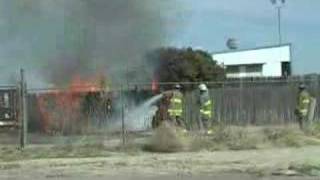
[0, 137, 110, 162]
[263, 127, 304, 147]
[305, 122, 320, 138]
[289, 163, 320, 176]
[190, 125, 260, 151]
[143, 122, 189, 153]
[1, 124, 319, 161]
[190, 124, 320, 152]
[226, 127, 260, 150]
[263, 125, 320, 147]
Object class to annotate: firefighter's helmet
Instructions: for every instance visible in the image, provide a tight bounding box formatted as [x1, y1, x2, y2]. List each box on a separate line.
[299, 83, 306, 90]
[199, 83, 208, 91]
[174, 84, 182, 90]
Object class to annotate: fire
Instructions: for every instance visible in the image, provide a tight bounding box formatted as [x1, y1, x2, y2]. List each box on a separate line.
[68, 75, 104, 93]
[37, 74, 108, 134]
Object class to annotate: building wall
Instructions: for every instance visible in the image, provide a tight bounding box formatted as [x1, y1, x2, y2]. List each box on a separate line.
[212, 45, 291, 77]
[263, 62, 282, 77]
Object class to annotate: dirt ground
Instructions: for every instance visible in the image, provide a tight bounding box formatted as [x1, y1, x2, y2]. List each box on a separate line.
[1, 172, 319, 180]
[0, 146, 319, 179]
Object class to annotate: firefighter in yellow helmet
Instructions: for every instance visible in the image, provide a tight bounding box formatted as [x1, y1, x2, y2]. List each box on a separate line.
[295, 83, 311, 130]
[198, 83, 213, 134]
[167, 84, 184, 127]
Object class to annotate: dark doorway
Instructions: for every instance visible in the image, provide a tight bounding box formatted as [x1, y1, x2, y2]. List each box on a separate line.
[281, 61, 291, 77]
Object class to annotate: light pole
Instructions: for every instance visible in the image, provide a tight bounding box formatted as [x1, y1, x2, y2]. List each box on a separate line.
[270, 0, 285, 44]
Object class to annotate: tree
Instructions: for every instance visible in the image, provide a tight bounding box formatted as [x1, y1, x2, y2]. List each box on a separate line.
[147, 47, 225, 85]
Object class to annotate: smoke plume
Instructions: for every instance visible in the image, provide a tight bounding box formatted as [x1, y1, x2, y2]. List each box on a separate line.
[0, 0, 179, 88]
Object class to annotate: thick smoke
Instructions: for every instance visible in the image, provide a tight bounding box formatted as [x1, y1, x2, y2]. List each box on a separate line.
[0, 0, 178, 87]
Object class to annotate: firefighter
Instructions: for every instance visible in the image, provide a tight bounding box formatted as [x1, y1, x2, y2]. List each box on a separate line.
[295, 83, 311, 130]
[198, 83, 213, 134]
[106, 97, 112, 118]
[100, 92, 112, 124]
[152, 91, 170, 129]
[167, 84, 184, 127]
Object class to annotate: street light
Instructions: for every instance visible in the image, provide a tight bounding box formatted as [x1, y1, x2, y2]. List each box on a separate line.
[270, 0, 285, 44]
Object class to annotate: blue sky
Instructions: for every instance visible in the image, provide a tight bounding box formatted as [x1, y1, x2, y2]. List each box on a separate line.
[168, 0, 320, 74]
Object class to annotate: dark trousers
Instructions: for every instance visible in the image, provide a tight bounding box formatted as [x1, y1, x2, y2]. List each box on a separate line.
[297, 116, 307, 130]
[198, 116, 211, 130]
[169, 116, 184, 128]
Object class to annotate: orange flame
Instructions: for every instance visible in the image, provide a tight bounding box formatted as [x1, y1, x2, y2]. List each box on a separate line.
[37, 74, 108, 134]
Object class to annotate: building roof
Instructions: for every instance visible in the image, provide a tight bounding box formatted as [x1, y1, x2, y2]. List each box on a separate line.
[211, 43, 291, 55]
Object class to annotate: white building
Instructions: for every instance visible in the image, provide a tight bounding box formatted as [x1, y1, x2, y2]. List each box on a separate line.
[212, 44, 292, 78]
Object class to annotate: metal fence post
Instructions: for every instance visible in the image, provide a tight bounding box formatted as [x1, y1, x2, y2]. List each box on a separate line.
[19, 69, 28, 149]
[120, 84, 126, 145]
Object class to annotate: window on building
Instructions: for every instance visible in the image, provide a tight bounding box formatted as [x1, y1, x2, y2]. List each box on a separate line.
[3, 93, 9, 108]
[226, 64, 263, 78]
[245, 64, 263, 73]
[226, 65, 240, 74]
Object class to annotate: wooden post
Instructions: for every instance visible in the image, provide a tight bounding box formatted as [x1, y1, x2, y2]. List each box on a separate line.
[19, 69, 28, 149]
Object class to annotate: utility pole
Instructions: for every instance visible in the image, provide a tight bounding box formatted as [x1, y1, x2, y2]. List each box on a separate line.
[277, 7, 282, 44]
[19, 69, 28, 149]
[271, 0, 285, 44]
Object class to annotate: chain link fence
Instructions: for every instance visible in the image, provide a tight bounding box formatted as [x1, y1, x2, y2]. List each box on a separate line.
[130, 77, 320, 130]
[1, 73, 320, 148]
